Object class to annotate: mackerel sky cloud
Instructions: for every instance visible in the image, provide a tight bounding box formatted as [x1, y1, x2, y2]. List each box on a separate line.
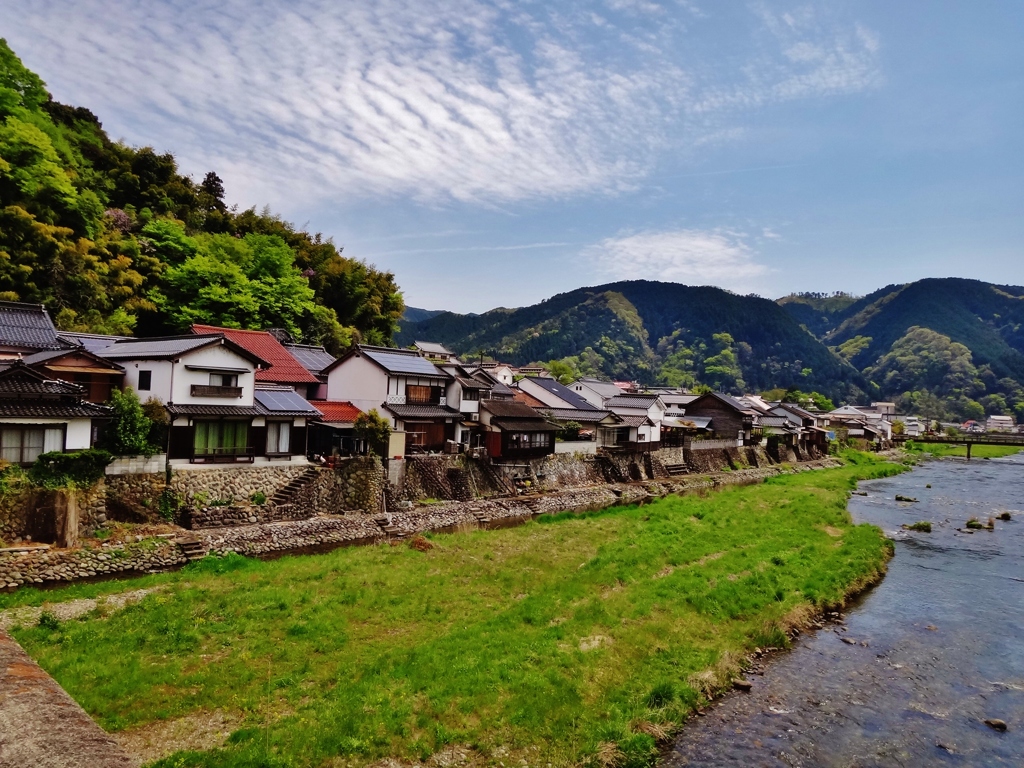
[4, 1, 1022, 311]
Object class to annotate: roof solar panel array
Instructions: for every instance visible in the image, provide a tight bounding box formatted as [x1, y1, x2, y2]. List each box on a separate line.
[254, 388, 320, 414]
[363, 349, 447, 377]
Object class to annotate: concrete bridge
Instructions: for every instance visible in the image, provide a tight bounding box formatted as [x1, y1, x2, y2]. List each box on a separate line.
[896, 433, 1024, 459]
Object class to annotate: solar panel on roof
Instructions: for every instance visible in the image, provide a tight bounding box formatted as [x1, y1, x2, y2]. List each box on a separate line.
[255, 389, 318, 413]
[363, 349, 446, 377]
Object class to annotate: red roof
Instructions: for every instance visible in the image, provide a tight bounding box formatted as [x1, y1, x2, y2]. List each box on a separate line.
[513, 390, 547, 408]
[314, 401, 362, 423]
[191, 325, 319, 384]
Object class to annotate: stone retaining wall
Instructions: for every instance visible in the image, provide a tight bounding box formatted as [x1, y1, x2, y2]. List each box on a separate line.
[0, 538, 187, 589]
[0, 457, 842, 591]
[171, 464, 311, 505]
[105, 472, 168, 524]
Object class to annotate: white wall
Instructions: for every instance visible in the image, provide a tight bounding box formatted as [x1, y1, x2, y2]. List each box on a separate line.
[571, 383, 606, 409]
[0, 418, 92, 450]
[122, 360, 173, 403]
[171, 344, 257, 406]
[326, 354, 389, 414]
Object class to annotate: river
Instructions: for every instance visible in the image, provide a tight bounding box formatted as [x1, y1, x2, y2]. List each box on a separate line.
[666, 452, 1024, 767]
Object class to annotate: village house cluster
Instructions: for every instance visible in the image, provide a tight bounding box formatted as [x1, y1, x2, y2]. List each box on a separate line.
[0, 299, 1014, 472]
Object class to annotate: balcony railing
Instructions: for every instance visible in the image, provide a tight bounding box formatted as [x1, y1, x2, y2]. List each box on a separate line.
[191, 384, 243, 398]
[192, 446, 255, 463]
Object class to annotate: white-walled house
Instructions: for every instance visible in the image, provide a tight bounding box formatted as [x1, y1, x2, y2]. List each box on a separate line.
[518, 376, 599, 411]
[603, 394, 666, 445]
[570, 378, 625, 409]
[0, 362, 110, 464]
[325, 345, 464, 454]
[100, 334, 320, 464]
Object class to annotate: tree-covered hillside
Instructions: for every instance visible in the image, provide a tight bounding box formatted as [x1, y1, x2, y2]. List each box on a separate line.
[398, 281, 867, 400]
[779, 278, 1024, 422]
[0, 41, 402, 350]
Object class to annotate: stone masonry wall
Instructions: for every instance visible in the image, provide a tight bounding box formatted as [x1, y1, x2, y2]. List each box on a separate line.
[0, 538, 186, 589]
[170, 465, 309, 505]
[104, 473, 168, 524]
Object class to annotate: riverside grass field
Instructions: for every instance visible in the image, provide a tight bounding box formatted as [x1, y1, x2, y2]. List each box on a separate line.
[4, 454, 906, 768]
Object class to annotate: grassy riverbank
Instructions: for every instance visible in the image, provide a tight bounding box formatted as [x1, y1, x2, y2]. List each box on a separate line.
[904, 442, 1022, 459]
[8, 454, 904, 768]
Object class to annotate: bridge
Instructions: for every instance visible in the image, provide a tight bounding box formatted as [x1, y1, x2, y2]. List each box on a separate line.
[895, 433, 1024, 459]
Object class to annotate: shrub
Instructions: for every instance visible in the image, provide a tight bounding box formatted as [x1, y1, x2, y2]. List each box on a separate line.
[250, 491, 267, 505]
[106, 389, 155, 456]
[37, 611, 60, 631]
[559, 420, 583, 441]
[645, 681, 674, 708]
[158, 489, 181, 522]
[29, 449, 112, 489]
[354, 409, 391, 457]
[142, 397, 170, 450]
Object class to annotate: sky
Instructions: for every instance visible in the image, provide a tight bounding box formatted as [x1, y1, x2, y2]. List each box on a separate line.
[3, 1, 1022, 313]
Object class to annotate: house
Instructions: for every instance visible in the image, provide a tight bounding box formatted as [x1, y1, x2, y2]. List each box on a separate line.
[534, 407, 624, 451]
[828, 406, 893, 442]
[769, 402, 829, 456]
[324, 345, 463, 454]
[22, 347, 125, 404]
[99, 334, 316, 463]
[0, 301, 64, 357]
[479, 362, 517, 386]
[681, 392, 758, 445]
[899, 416, 925, 437]
[413, 341, 460, 364]
[517, 376, 599, 411]
[58, 331, 130, 352]
[603, 393, 665, 447]
[570, 377, 626, 409]
[466, 367, 515, 400]
[0, 362, 110, 464]
[517, 364, 547, 377]
[479, 400, 557, 460]
[282, 343, 336, 400]
[987, 414, 1015, 432]
[192, 325, 321, 400]
[308, 400, 364, 458]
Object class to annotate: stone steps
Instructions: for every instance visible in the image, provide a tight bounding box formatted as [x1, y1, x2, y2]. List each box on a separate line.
[174, 536, 207, 561]
[269, 468, 318, 505]
[663, 463, 690, 476]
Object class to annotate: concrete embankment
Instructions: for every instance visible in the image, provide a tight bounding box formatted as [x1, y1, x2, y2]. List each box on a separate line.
[0, 630, 135, 768]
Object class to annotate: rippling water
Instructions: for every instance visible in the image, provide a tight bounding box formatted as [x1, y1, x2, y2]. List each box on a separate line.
[667, 453, 1024, 767]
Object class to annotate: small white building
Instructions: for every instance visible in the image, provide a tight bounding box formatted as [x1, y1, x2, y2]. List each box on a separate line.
[325, 345, 464, 454]
[987, 414, 1015, 432]
[603, 393, 666, 445]
[570, 377, 626, 409]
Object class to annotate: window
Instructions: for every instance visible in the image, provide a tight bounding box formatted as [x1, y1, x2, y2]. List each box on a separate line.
[0, 426, 63, 464]
[462, 388, 479, 401]
[194, 421, 249, 455]
[138, 370, 152, 391]
[406, 385, 440, 404]
[266, 421, 292, 454]
[210, 373, 238, 387]
[507, 431, 551, 450]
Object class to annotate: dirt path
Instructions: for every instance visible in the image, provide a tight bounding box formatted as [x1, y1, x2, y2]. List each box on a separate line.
[0, 587, 162, 631]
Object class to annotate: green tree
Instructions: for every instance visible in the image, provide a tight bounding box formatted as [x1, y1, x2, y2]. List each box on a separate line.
[105, 389, 153, 455]
[546, 358, 580, 385]
[354, 409, 392, 458]
[702, 333, 745, 392]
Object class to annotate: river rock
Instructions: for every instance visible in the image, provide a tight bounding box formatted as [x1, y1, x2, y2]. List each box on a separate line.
[732, 679, 753, 691]
[984, 718, 1007, 732]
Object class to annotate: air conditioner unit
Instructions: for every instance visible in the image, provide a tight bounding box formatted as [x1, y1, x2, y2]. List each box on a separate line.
[469, 413, 480, 422]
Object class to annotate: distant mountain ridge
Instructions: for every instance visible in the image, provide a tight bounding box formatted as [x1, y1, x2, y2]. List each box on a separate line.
[400, 277, 1024, 421]
[397, 280, 866, 400]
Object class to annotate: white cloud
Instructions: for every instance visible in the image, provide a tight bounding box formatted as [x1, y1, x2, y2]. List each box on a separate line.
[2, 1, 881, 208]
[583, 229, 770, 289]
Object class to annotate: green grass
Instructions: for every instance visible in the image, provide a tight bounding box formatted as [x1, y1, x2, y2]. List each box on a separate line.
[8, 456, 904, 768]
[905, 442, 1022, 459]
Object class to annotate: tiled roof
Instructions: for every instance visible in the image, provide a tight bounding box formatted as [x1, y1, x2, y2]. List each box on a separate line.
[0, 365, 84, 396]
[616, 414, 651, 427]
[491, 418, 556, 433]
[57, 331, 129, 353]
[523, 377, 598, 410]
[282, 343, 336, 375]
[574, 378, 624, 398]
[165, 404, 263, 417]
[193, 325, 318, 384]
[414, 341, 454, 356]
[604, 394, 660, 409]
[0, 301, 62, 350]
[99, 335, 227, 360]
[385, 403, 463, 419]
[22, 348, 124, 371]
[757, 415, 796, 429]
[538, 408, 619, 424]
[512, 390, 547, 407]
[0, 401, 110, 418]
[254, 387, 322, 417]
[481, 400, 544, 419]
[313, 401, 362, 424]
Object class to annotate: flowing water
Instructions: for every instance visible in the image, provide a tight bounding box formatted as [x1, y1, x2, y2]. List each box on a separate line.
[667, 453, 1024, 767]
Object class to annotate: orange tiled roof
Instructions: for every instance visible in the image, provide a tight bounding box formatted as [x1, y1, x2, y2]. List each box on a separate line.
[513, 390, 547, 408]
[191, 325, 318, 384]
[314, 401, 362, 423]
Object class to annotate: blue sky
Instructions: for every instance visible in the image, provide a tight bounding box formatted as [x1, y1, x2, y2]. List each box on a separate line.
[4, 1, 1022, 313]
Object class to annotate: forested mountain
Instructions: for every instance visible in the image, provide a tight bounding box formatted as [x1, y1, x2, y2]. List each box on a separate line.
[398, 281, 867, 401]
[780, 278, 1024, 422]
[0, 41, 402, 351]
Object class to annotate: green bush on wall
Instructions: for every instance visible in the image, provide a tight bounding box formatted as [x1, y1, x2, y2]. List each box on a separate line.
[29, 449, 113, 489]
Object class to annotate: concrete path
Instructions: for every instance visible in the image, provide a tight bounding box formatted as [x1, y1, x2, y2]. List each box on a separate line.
[0, 630, 135, 768]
